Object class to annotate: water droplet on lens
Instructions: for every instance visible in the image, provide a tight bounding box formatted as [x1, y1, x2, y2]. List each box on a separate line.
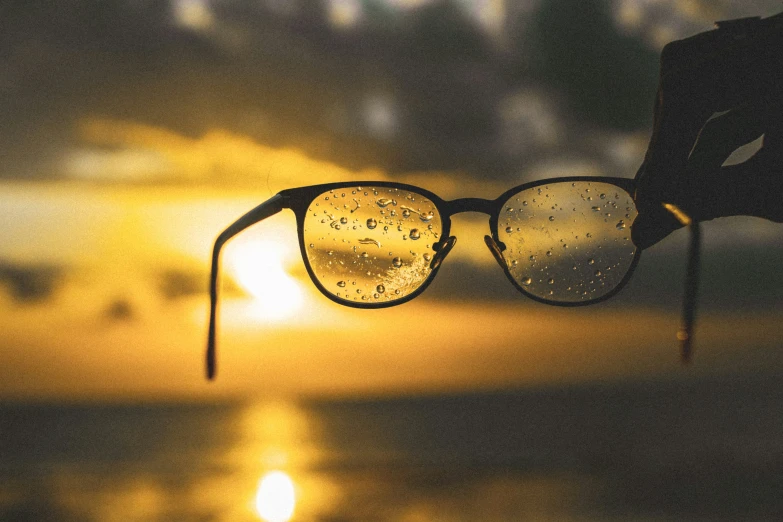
[505, 226, 513, 234]
[547, 278, 554, 284]
[377, 198, 394, 207]
[360, 252, 369, 258]
[616, 220, 626, 230]
[546, 250, 552, 257]
[337, 281, 346, 288]
[402, 209, 411, 218]
[521, 276, 532, 286]
[409, 229, 420, 240]
[595, 270, 602, 276]
[586, 233, 592, 238]
[340, 217, 348, 224]
[599, 193, 606, 199]
[392, 257, 402, 268]
[591, 206, 601, 212]
[309, 243, 314, 248]
[334, 224, 341, 230]
[367, 218, 377, 229]
[356, 289, 362, 294]
[511, 260, 518, 267]
[588, 258, 595, 265]
[423, 253, 432, 262]
[327, 250, 334, 256]
[548, 216, 555, 221]
[529, 255, 536, 261]
[376, 284, 385, 294]
[522, 201, 528, 206]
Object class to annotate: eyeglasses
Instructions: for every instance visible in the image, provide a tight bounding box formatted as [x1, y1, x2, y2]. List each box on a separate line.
[207, 176, 648, 379]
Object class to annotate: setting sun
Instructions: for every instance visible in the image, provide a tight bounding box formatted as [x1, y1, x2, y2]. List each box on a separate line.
[255, 471, 296, 522]
[226, 238, 305, 320]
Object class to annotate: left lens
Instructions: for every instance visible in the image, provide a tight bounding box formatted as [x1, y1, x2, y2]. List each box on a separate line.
[303, 186, 443, 305]
[497, 180, 638, 303]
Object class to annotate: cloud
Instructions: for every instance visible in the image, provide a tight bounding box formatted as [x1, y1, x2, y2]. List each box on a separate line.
[0, 0, 664, 184]
[0, 261, 65, 304]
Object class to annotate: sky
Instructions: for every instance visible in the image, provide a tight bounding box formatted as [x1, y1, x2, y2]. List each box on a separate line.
[1, 0, 782, 401]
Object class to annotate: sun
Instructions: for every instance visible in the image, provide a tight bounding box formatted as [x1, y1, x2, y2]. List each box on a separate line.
[225, 238, 304, 320]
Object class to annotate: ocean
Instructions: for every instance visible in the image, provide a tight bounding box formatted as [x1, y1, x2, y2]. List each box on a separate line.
[2, 374, 782, 521]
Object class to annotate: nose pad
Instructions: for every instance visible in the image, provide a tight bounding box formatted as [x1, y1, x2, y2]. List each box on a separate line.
[430, 236, 457, 270]
[484, 235, 508, 269]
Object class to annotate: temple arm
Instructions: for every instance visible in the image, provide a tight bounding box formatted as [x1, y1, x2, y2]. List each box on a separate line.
[206, 194, 286, 380]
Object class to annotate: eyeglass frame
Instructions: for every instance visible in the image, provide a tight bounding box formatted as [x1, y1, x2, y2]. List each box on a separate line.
[207, 175, 652, 379]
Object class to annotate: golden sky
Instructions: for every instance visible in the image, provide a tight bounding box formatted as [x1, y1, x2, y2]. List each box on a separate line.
[1, 120, 781, 401]
[2, 1, 782, 401]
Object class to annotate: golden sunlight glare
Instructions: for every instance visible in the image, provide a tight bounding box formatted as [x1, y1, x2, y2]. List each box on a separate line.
[255, 471, 296, 522]
[226, 238, 304, 320]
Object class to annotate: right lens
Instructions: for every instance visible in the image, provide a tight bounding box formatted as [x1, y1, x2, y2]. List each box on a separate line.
[303, 186, 443, 305]
[497, 181, 638, 303]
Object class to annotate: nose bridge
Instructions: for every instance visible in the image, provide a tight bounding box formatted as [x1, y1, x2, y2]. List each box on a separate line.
[443, 197, 495, 216]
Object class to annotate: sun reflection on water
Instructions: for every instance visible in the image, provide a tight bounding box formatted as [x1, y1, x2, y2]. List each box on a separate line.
[255, 471, 296, 522]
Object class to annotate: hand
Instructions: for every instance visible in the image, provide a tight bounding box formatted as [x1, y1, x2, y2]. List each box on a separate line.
[632, 13, 783, 250]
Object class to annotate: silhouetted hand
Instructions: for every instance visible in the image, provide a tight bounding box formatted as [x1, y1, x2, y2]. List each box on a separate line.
[632, 13, 783, 250]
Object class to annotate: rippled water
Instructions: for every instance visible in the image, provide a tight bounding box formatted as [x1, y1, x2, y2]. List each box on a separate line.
[2, 375, 783, 521]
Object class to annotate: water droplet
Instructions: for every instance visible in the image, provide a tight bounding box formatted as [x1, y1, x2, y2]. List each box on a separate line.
[588, 258, 595, 265]
[392, 257, 402, 268]
[505, 226, 513, 234]
[402, 209, 411, 218]
[397, 225, 403, 231]
[511, 260, 518, 267]
[334, 224, 341, 230]
[359, 238, 381, 248]
[547, 278, 554, 284]
[389, 210, 397, 217]
[562, 244, 568, 249]
[420, 211, 434, 222]
[529, 255, 536, 261]
[356, 289, 362, 294]
[360, 252, 369, 258]
[366, 218, 377, 229]
[521, 276, 532, 286]
[309, 243, 314, 248]
[594, 270, 602, 276]
[546, 250, 552, 257]
[591, 206, 601, 212]
[409, 229, 420, 240]
[548, 216, 555, 221]
[327, 250, 334, 256]
[423, 253, 432, 262]
[599, 193, 606, 199]
[616, 220, 626, 230]
[586, 233, 592, 238]
[394, 289, 401, 295]
[376, 284, 385, 294]
[522, 201, 528, 206]
[506, 207, 514, 212]
[340, 217, 348, 224]
[376, 198, 395, 208]
[337, 281, 346, 288]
